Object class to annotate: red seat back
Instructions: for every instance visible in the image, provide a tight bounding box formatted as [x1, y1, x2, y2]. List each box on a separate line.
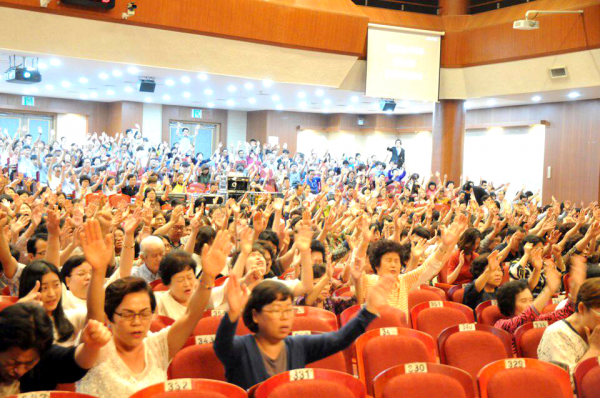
[194, 310, 251, 336]
[476, 301, 508, 326]
[340, 305, 408, 331]
[0, 295, 18, 312]
[150, 315, 175, 332]
[293, 306, 338, 331]
[574, 356, 600, 398]
[411, 301, 475, 341]
[448, 285, 466, 303]
[293, 331, 350, 373]
[255, 369, 366, 398]
[169, 343, 225, 381]
[408, 289, 446, 314]
[515, 321, 551, 358]
[130, 379, 247, 398]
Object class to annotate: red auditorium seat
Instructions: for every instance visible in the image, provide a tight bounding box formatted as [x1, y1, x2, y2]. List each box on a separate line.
[214, 276, 228, 287]
[332, 286, 354, 298]
[475, 300, 508, 326]
[130, 379, 247, 398]
[7, 393, 95, 398]
[150, 280, 169, 292]
[291, 330, 349, 373]
[438, 324, 513, 378]
[411, 301, 474, 341]
[574, 356, 600, 398]
[194, 310, 251, 336]
[292, 306, 338, 332]
[0, 295, 18, 312]
[150, 315, 175, 333]
[373, 363, 477, 398]
[339, 305, 408, 330]
[434, 283, 455, 299]
[448, 285, 466, 303]
[169, 338, 225, 381]
[514, 321, 552, 358]
[254, 369, 366, 398]
[356, 327, 437, 395]
[408, 288, 446, 314]
[477, 358, 574, 398]
[108, 193, 130, 207]
[1, 286, 10, 295]
[419, 285, 447, 300]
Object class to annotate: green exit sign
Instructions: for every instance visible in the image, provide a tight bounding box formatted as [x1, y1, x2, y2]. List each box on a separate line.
[191, 109, 203, 119]
[22, 96, 35, 106]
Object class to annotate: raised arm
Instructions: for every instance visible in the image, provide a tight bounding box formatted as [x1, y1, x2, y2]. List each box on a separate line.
[293, 225, 314, 296]
[0, 211, 19, 279]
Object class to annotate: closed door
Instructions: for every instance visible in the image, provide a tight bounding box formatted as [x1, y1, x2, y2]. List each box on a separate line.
[0, 112, 53, 142]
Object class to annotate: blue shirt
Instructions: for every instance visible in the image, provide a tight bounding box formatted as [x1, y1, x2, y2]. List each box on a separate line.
[305, 176, 321, 194]
[131, 263, 159, 283]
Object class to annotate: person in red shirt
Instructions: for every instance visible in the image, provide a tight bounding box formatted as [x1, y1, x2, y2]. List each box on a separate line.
[446, 227, 481, 285]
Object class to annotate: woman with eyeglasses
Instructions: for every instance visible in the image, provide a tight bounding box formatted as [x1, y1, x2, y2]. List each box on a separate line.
[76, 220, 231, 398]
[213, 272, 394, 390]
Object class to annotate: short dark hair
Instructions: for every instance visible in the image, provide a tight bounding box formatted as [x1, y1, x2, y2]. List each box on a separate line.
[497, 280, 530, 316]
[310, 240, 326, 263]
[368, 239, 405, 274]
[194, 226, 217, 254]
[258, 230, 280, 252]
[0, 303, 54, 355]
[60, 255, 86, 280]
[521, 234, 544, 249]
[104, 277, 156, 322]
[413, 226, 431, 240]
[576, 277, 600, 312]
[26, 234, 48, 256]
[159, 250, 197, 286]
[243, 280, 293, 333]
[470, 254, 490, 279]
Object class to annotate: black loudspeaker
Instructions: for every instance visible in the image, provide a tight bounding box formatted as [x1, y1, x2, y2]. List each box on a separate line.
[61, 0, 116, 9]
[227, 176, 249, 193]
[138, 79, 156, 93]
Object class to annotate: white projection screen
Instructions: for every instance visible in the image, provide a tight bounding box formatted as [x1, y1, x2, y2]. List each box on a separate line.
[366, 24, 444, 102]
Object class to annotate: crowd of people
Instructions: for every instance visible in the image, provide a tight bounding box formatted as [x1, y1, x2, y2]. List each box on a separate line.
[0, 125, 599, 397]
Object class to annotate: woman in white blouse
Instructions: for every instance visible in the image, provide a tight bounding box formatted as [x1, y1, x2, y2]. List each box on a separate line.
[76, 220, 231, 398]
[155, 250, 198, 320]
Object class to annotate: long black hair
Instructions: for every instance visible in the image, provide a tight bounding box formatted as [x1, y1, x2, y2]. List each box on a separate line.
[18, 260, 75, 343]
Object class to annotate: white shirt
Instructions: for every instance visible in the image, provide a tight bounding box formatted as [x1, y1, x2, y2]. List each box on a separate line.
[538, 319, 588, 374]
[62, 285, 87, 312]
[155, 290, 187, 320]
[55, 309, 87, 347]
[77, 327, 170, 398]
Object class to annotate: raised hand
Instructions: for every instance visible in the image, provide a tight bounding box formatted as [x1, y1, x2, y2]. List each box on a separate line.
[295, 225, 313, 253]
[239, 227, 254, 255]
[17, 280, 42, 306]
[411, 238, 427, 260]
[349, 255, 365, 282]
[80, 319, 112, 351]
[226, 274, 250, 320]
[46, 207, 61, 236]
[81, 219, 114, 272]
[124, 208, 143, 235]
[531, 247, 543, 270]
[252, 211, 267, 234]
[544, 264, 561, 293]
[201, 230, 233, 279]
[568, 255, 587, 300]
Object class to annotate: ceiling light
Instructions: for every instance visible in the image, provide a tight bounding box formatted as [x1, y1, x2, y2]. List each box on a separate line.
[347, 105, 354, 111]
[112, 70, 122, 77]
[78, 77, 89, 84]
[248, 97, 256, 104]
[22, 89, 30, 95]
[181, 76, 191, 84]
[227, 85, 237, 92]
[163, 94, 171, 100]
[298, 92, 306, 99]
[127, 66, 139, 74]
[49, 58, 61, 66]
[183, 92, 191, 98]
[80, 94, 88, 100]
[165, 79, 175, 86]
[145, 97, 153, 103]
[386, 110, 393, 114]
[271, 95, 280, 101]
[323, 109, 329, 113]
[89, 92, 98, 98]
[204, 89, 213, 95]
[61, 81, 71, 88]
[299, 101, 307, 108]
[207, 102, 215, 108]
[323, 99, 331, 105]
[276, 104, 284, 110]
[106, 89, 115, 95]
[38, 62, 47, 70]
[30, 87, 38, 93]
[227, 99, 235, 106]
[244, 82, 254, 90]
[351, 96, 359, 103]
[567, 91, 581, 99]
[263, 80, 273, 87]
[99, 73, 109, 80]
[486, 99, 496, 106]
[197, 73, 208, 81]
[124, 86, 133, 93]
[316, 89, 324, 97]
[531, 95, 542, 102]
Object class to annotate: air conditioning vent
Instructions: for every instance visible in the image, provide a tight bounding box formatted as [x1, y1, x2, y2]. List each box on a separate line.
[549, 66, 568, 79]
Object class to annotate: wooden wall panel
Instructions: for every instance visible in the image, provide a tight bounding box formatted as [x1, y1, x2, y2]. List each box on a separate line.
[266, 111, 328, 154]
[0, 92, 109, 135]
[107, 102, 122, 138]
[161, 105, 228, 146]
[246, 111, 269, 146]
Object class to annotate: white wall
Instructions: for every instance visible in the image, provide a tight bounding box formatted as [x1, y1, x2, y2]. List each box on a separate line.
[56, 113, 87, 146]
[226, 110, 247, 147]
[142, 103, 163, 146]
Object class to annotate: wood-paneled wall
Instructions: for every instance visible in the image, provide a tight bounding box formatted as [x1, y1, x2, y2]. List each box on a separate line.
[0, 92, 109, 133]
[161, 105, 228, 147]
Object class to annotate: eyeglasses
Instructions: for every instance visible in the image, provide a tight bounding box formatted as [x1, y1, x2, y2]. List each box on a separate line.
[262, 308, 294, 318]
[114, 309, 153, 322]
[73, 271, 92, 278]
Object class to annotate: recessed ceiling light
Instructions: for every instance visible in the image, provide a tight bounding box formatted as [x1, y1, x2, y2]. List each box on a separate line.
[227, 85, 237, 92]
[248, 97, 256, 104]
[204, 89, 213, 95]
[99, 73, 109, 80]
[567, 91, 581, 99]
[165, 79, 175, 86]
[263, 80, 273, 87]
[486, 99, 496, 106]
[112, 70, 122, 77]
[183, 92, 191, 98]
[323, 99, 331, 105]
[80, 94, 88, 100]
[316, 89, 324, 97]
[124, 86, 133, 93]
[347, 105, 354, 111]
[350, 96, 359, 103]
[61, 81, 71, 88]
[181, 76, 191, 84]
[299, 101, 307, 108]
[145, 97, 153, 103]
[38, 62, 47, 70]
[106, 89, 115, 95]
[127, 66, 139, 74]
[78, 77, 89, 84]
[227, 99, 235, 106]
[22, 89, 30, 95]
[386, 110, 393, 114]
[207, 102, 215, 108]
[531, 95, 542, 102]
[197, 73, 208, 81]
[271, 95, 280, 101]
[323, 108, 329, 113]
[49, 58, 61, 66]
[89, 92, 98, 98]
[298, 92, 306, 99]
[163, 94, 171, 101]
[30, 87, 38, 93]
[276, 104, 284, 110]
[244, 82, 254, 90]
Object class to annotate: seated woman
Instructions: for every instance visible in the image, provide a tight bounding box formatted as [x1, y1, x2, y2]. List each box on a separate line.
[446, 227, 481, 285]
[60, 255, 92, 311]
[462, 251, 503, 310]
[494, 260, 586, 354]
[0, 303, 110, 395]
[155, 250, 197, 320]
[214, 273, 393, 390]
[538, 262, 600, 373]
[76, 220, 229, 398]
[508, 235, 547, 296]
